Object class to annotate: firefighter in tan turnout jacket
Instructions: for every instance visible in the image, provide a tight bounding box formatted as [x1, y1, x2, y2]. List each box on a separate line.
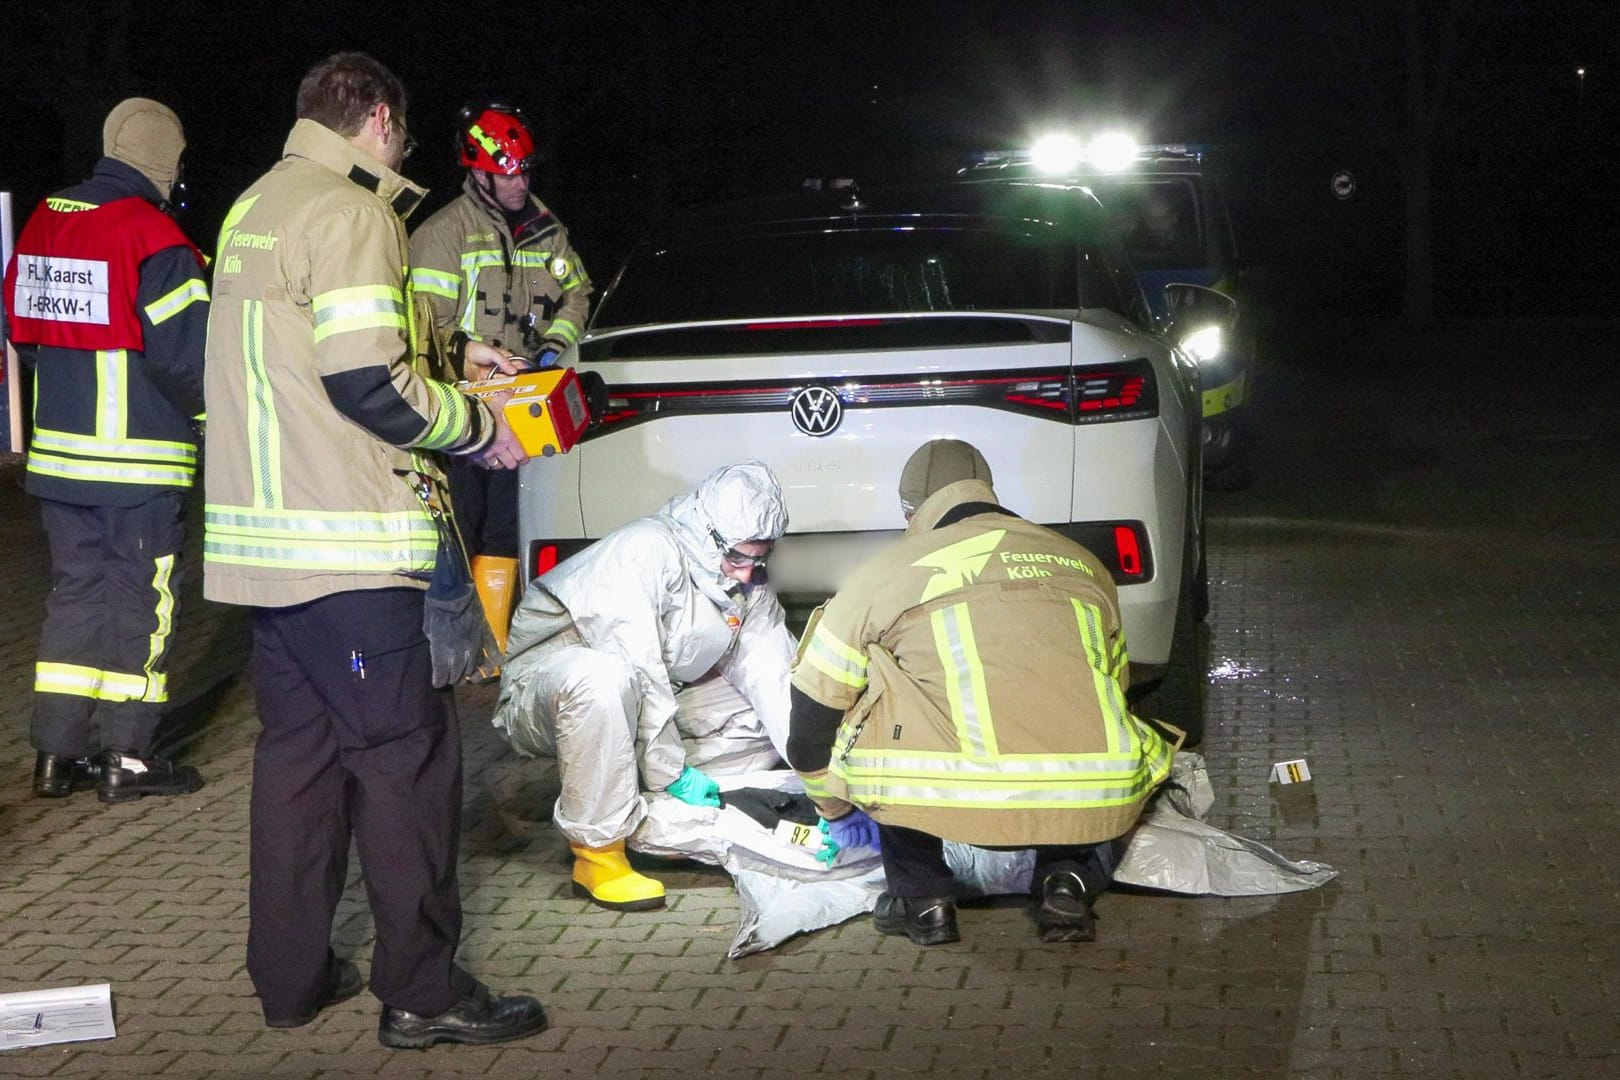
[203, 52, 546, 1049]
[787, 440, 1174, 946]
[409, 101, 592, 643]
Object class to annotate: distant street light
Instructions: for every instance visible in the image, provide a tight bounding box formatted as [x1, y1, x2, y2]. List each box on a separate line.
[1577, 67, 1586, 109]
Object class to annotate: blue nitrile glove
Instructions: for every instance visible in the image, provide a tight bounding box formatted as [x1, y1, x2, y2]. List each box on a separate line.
[666, 766, 721, 808]
[826, 809, 881, 852]
[815, 819, 841, 867]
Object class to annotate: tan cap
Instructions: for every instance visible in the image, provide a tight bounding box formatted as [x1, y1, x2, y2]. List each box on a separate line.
[898, 439, 994, 514]
[103, 98, 185, 194]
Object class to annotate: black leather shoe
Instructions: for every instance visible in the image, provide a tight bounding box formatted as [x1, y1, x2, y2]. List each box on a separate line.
[1035, 870, 1097, 943]
[873, 893, 960, 946]
[96, 748, 203, 803]
[33, 752, 100, 798]
[378, 985, 548, 1049]
[264, 959, 365, 1029]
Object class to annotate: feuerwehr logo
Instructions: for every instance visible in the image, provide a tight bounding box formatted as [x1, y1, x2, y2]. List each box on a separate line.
[790, 386, 843, 436]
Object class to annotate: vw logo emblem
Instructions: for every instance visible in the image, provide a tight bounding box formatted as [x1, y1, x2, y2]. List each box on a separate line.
[790, 386, 843, 437]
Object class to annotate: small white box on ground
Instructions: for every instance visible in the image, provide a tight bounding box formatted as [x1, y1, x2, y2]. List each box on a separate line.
[1270, 759, 1312, 785]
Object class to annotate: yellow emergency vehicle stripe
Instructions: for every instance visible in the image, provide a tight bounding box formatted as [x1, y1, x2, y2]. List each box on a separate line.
[142, 554, 177, 701]
[242, 300, 283, 509]
[802, 622, 868, 690]
[930, 603, 998, 759]
[144, 278, 209, 325]
[34, 662, 156, 702]
[311, 284, 406, 342]
[409, 266, 460, 301]
[1202, 370, 1247, 418]
[417, 381, 470, 451]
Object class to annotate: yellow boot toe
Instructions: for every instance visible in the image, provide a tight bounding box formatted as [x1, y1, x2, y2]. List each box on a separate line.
[571, 840, 666, 911]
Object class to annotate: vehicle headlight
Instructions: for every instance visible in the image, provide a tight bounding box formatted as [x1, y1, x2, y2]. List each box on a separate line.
[1030, 133, 1084, 175]
[1180, 325, 1224, 363]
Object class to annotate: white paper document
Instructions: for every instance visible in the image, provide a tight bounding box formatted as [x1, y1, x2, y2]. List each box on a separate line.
[0, 983, 116, 1049]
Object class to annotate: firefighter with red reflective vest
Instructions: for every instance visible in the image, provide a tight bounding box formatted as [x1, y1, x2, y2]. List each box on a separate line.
[409, 102, 593, 647]
[2, 98, 209, 802]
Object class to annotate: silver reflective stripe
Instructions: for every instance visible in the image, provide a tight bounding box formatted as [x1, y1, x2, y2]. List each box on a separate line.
[933, 603, 992, 758]
[30, 429, 196, 463]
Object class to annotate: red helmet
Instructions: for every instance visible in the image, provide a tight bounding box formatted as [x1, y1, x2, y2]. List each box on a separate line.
[456, 102, 536, 175]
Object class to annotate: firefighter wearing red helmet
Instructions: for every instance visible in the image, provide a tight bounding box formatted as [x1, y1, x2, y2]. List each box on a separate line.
[409, 101, 593, 638]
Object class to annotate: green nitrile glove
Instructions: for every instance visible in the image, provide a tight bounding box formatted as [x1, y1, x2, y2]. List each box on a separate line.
[815, 818, 842, 867]
[666, 765, 722, 808]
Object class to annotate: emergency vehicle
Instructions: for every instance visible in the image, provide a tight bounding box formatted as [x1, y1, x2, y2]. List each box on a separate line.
[963, 134, 1251, 484]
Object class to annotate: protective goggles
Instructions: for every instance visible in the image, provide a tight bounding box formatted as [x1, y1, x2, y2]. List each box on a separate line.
[711, 528, 772, 568]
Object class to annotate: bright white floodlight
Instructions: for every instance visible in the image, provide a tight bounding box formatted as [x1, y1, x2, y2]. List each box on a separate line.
[1030, 134, 1084, 174]
[1087, 131, 1140, 173]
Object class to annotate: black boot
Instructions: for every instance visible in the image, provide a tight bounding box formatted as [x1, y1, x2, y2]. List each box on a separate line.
[873, 893, 960, 946]
[378, 985, 548, 1049]
[1035, 870, 1097, 943]
[33, 752, 100, 798]
[96, 748, 204, 803]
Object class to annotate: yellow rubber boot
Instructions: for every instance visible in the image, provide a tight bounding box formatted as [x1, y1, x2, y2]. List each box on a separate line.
[570, 841, 667, 912]
[471, 555, 520, 654]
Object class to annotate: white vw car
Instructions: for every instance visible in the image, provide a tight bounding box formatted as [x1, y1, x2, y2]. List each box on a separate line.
[519, 178, 1209, 740]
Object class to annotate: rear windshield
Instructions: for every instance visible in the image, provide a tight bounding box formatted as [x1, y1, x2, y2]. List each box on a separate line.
[1088, 178, 1205, 271]
[595, 225, 1084, 328]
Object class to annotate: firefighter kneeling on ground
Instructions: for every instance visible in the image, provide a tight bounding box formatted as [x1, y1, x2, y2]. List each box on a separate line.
[787, 440, 1176, 945]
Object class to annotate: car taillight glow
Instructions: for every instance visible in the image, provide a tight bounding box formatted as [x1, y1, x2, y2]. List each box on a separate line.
[534, 544, 560, 577]
[583, 361, 1157, 439]
[1113, 525, 1143, 577]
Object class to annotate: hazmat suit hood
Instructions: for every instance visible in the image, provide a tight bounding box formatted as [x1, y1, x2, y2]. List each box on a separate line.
[657, 462, 789, 604]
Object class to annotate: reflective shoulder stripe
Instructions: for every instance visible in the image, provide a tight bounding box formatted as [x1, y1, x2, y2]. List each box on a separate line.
[803, 622, 868, 690]
[410, 266, 460, 301]
[459, 250, 505, 271]
[145, 277, 209, 325]
[512, 251, 551, 268]
[311, 283, 405, 343]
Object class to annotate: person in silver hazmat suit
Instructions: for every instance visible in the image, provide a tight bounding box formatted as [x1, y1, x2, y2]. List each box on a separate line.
[492, 462, 794, 910]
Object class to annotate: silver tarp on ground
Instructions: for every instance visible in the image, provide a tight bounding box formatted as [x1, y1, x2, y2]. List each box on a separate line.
[630, 754, 1338, 958]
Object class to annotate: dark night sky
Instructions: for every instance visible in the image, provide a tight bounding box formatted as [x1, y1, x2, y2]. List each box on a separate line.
[3, 0, 1617, 315]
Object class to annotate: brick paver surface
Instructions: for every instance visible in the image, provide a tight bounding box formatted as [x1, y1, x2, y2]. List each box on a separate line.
[3, 318, 1618, 1077]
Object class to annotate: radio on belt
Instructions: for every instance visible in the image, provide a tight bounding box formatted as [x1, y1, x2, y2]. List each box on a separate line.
[459, 368, 591, 457]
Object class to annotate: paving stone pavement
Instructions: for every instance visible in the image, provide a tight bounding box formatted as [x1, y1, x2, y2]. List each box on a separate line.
[2, 319, 1618, 1078]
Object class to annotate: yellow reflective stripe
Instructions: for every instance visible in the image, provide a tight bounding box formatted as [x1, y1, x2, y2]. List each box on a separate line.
[242, 300, 283, 509]
[548, 317, 582, 345]
[459, 250, 505, 271]
[1202, 369, 1247, 418]
[409, 267, 460, 301]
[94, 350, 127, 440]
[34, 662, 155, 702]
[803, 622, 867, 689]
[27, 453, 193, 486]
[930, 603, 997, 758]
[1071, 598, 1131, 751]
[512, 251, 552, 268]
[560, 264, 588, 290]
[418, 381, 470, 451]
[144, 277, 209, 325]
[800, 771, 835, 801]
[143, 553, 176, 700]
[204, 505, 438, 572]
[311, 284, 405, 342]
[31, 427, 195, 463]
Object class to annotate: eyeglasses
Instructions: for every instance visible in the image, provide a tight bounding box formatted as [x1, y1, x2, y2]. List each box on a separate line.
[381, 106, 417, 160]
[711, 528, 771, 569]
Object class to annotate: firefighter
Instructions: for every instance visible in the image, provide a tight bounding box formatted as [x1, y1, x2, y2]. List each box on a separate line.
[786, 440, 1176, 945]
[409, 101, 593, 650]
[2, 98, 208, 802]
[203, 52, 545, 1047]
